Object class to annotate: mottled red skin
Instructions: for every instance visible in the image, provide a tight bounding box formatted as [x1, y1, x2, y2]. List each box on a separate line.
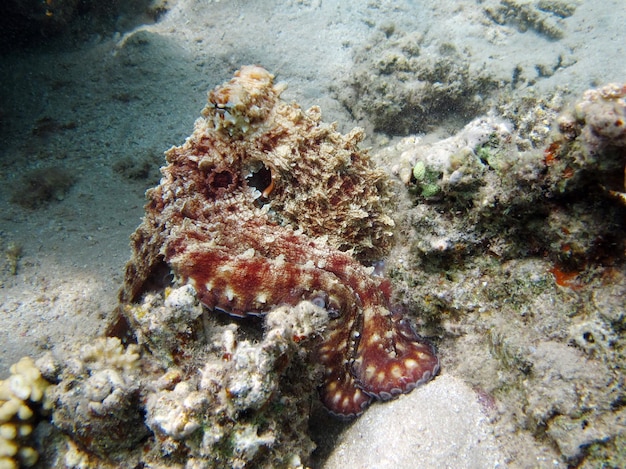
[122, 66, 439, 417]
[167, 217, 439, 416]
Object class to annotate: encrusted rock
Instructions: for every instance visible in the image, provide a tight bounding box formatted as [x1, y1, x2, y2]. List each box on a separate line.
[44, 338, 147, 460]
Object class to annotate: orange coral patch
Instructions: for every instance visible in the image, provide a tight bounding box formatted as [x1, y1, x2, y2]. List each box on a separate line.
[549, 265, 583, 290]
[544, 141, 561, 166]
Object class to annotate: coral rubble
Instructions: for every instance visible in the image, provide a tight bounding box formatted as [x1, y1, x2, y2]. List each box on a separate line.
[483, 0, 573, 40]
[556, 83, 626, 202]
[385, 83, 626, 270]
[44, 337, 148, 462]
[36, 294, 324, 468]
[10, 166, 76, 209]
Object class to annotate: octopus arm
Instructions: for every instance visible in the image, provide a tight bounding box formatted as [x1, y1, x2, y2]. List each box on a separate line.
[319, 368, 373, 418]
[351, 306, 439, 400]
[316, 320, 373, 418]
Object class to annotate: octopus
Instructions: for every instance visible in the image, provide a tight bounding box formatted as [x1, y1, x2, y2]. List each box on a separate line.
[120, 65, 439, 417]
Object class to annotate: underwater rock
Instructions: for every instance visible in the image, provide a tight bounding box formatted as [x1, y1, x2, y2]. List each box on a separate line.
[323, 374, 504, 469]
[136, 292, 326, 468]
[576, 83, 626, 152]
[554, 83, 626, 202]
[377, 84, 626, 466]
[44, 338, 148, 461]
[32, 289, 326, 468]
[120, 65, 439, 419]
[383, 83, 626, 269]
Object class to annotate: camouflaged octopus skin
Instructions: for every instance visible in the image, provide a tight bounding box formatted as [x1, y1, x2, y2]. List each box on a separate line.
[120, 66, 439, 417]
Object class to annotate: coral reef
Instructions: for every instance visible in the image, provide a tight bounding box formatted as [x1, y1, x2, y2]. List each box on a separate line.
[1, 69, 624, 466]
[378, 83, 626, 465]
[0, 65, 439, 469]
[135, 292, 326, 468]
[120, 65, 438, 418]
[0, 357, 51, 469]
[336, 31, 496, 135]
[384, 83, 626, 270]
[555, 83, 626, 202]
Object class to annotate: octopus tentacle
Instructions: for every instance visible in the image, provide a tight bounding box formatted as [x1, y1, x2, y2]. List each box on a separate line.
[351, 307, 439, 399]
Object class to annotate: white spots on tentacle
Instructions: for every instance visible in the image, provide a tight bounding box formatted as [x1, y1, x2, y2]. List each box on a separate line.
[340, 395, 350, 408]
[404, 358, 419, 370]
[394, 342, 406, 356]
[390, 365, 404, 379]
[353, 388, 367, 404]
[325, 381, 371, 417]
[217, 264, 235, 274]
[368, 333, 382, 347]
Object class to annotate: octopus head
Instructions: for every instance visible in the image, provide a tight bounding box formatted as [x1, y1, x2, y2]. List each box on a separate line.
[202, 65, 283, 136]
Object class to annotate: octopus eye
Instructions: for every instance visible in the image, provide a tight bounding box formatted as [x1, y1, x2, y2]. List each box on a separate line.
[245, 164, 274, 200]
[326, 308, 340, 320]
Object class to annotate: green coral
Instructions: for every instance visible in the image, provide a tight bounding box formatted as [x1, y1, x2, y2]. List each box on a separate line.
[474, 133, 508, 173]
[411, 161, 441, 197]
